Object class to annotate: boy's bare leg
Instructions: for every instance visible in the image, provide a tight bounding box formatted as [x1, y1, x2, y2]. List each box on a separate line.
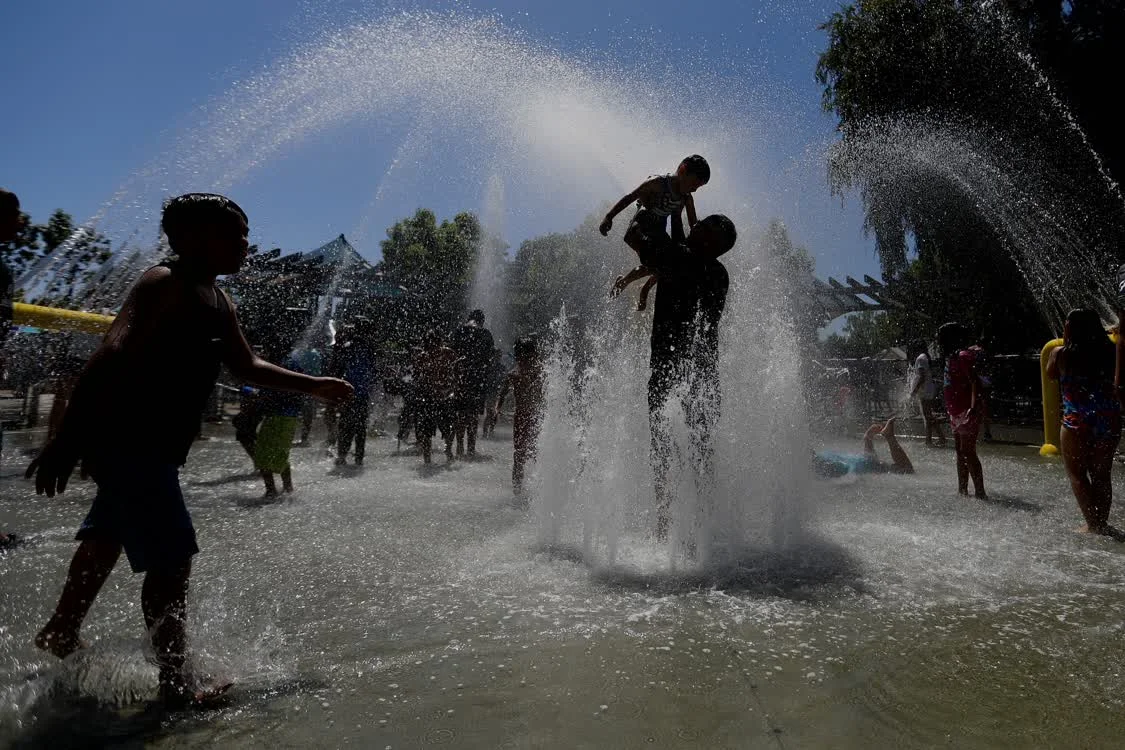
[465, 412, 478, 455]
[281, 467, 293, 493]
[637, 275, 657, 311]
[420, 423, 433, 464]
[142, 562, 192, 701]
[36, 539, 122, 657]
[879, 418, 914, 473]
[261, 470, 277, 496]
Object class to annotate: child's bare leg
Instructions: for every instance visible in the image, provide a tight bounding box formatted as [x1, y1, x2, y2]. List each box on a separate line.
[962, 436, 986, 498]
[261, 471, 277, 496]
[1061, 430, 1102, 531]
[921, 401, 946, 446]
[862, 423, 881, 455]
[420, 424, 433, 464]
[142, 562, 192, 700]
[953, 434, 969, 494]
[1090, 440, 1118, 530]
[37, 539, 122, 658]
[880, 418, 914, 473]
[637, 275, 657, 311]
[281, 467, 293, 493]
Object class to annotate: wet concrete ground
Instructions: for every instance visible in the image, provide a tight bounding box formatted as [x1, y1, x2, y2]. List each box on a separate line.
[3, 421, 1125, 748]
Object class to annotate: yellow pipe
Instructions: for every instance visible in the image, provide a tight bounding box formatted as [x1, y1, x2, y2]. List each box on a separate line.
[1039, 338, 1064, 456]
[1040, 332, 1120, 456]
[11, 302, 115, 335]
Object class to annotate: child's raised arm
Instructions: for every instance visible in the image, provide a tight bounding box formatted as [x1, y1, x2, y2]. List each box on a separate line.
[599, 178, 660, 236]
[685, 193, 698, 229]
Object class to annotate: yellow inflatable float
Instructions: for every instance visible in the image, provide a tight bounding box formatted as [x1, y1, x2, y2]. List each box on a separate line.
[10, 302, 115, 335]
[1039, 331, 1118, 456]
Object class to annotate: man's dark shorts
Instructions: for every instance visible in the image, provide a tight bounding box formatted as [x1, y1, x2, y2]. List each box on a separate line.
[76, 462, 198, 573]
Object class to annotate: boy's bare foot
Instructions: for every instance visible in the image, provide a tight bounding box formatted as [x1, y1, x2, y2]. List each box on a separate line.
[1074, 523, 1121, 537]
[974, 491, 988, 500]
[863, 423, 882, 441]
[35, 626, 87, 659]
[161, 677, 234, 710]
[879, 418, 897, 438]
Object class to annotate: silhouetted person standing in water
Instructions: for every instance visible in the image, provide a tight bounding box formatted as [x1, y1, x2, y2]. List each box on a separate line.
[1, 188, 26, 550]
[618, 214, 737, 541]
[27, 194, 352, 707]
[1047, 309, 1120, 535]
[332, 325, 377, 466]
[451, 309, 494, 457]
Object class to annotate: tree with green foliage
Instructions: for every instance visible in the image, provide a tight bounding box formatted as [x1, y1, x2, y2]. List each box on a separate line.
[822, 310, 903, 359]
[505, 213, 624, 338]
[378, 209, 494, 331]
[0, 208, 112, 308]
[813, 0, 1121, 350]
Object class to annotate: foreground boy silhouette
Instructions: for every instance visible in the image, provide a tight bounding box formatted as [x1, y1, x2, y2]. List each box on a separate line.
[27, 193, 353, 707]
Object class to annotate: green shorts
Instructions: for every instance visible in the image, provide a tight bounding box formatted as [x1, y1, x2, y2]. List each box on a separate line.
[255, 415, 299, 473]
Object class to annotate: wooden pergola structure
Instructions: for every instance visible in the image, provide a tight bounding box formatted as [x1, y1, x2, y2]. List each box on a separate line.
[805, 274, 904, 328]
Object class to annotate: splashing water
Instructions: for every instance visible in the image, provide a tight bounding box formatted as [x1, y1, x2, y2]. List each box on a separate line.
[12, 11, 810, 567]
[828, 117, 1122, 331]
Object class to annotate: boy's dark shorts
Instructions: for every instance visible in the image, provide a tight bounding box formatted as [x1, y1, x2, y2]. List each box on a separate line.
[76, 462, 198, 573]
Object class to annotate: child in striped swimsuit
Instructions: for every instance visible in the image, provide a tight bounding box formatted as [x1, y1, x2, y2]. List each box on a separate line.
[600, 155, 710, 310]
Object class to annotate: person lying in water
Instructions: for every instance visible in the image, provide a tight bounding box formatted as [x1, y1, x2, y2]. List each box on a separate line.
[812, 418, 914, 479]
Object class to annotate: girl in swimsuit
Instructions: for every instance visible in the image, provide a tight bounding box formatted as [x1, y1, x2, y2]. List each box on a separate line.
[1046, 308, 1120, 535]
[939, 322, 988, 498]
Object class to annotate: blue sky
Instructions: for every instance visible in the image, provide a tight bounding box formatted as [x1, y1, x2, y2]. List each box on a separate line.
[0, 0, 878, 282]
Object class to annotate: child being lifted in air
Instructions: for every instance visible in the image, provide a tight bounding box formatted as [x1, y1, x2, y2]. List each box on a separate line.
[600, 154, 710, 310]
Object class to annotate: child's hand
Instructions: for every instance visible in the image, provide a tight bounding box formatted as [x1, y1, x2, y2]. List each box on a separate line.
[312, 377, 354, 403]
[599, 218, 612, 236]
[610, 275, 628, 298]
[25, 439, 80, 498]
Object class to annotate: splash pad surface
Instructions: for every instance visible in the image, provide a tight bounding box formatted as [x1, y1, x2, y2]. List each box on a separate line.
[3, 428, 1124, 748]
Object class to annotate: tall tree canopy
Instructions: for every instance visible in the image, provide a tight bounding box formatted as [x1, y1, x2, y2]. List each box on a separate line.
[378, 209, 489, 330]
[816, 0, 1125, 350]
[505, 213, 624, 338]
[0, 208, 112, 308]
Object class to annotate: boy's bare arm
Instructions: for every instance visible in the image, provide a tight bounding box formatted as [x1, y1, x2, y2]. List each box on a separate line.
[599, 178, 659, 235]
[219, 291, 352, 402]
[685, 194, 698, 228]
[611, 266, 655, 297]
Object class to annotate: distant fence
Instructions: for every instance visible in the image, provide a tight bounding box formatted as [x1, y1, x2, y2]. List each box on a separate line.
[809, 354, 1043, 426]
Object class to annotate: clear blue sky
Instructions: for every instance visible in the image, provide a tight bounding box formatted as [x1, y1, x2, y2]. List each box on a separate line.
[0, 0, 878, 282]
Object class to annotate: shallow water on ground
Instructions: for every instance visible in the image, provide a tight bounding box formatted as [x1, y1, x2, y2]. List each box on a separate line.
[3, 426, 1125, 748]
